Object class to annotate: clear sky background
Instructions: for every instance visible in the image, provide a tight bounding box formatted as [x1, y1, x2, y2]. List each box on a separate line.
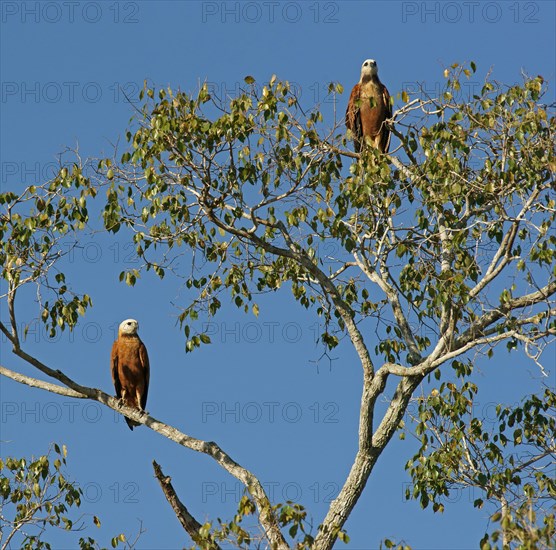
[1, 1, 555, 549]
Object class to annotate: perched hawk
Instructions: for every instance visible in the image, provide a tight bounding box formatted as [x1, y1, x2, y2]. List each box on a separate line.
[346, 59, 392, 154]
[111, 319, 150, 430]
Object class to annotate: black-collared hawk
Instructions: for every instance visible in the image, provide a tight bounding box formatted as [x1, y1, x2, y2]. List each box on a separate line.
[346, 59, 392, 154]
[111, 319, 150, 430]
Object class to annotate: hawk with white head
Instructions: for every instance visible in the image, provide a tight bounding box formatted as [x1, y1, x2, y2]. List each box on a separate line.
[346, 59, 392, 154]
[111, 319, 150, 430]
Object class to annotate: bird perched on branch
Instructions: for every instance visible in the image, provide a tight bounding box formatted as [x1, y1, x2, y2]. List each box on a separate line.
[346, 59, 392, 154]
[111, 319, 150, 430]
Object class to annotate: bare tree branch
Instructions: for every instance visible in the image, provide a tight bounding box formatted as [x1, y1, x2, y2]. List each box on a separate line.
[458, 280, 556, 349]
[7, 286, 20, 349]
[152, 460, 221, 550]
[0, 365, 85, 399]
[354, 252, 422, 362]
[469, 186, 541, 300]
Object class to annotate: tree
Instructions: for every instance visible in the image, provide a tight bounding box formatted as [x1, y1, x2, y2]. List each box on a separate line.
[0, 444, 138, 549]
[1, 62, 554, 548]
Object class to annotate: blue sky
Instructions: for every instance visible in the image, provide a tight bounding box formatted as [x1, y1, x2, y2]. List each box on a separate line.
[1, 1, 555, 549]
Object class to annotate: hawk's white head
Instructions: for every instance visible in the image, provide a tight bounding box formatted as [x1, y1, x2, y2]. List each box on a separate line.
[360, 59, 378, 82]
[119, 319, 139, 336]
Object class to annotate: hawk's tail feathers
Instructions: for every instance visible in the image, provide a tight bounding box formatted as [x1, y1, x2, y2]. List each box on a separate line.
[124, 416, 140, 430]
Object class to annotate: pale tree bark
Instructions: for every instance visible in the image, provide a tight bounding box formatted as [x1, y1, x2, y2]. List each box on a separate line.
[153, 460, 221, 550]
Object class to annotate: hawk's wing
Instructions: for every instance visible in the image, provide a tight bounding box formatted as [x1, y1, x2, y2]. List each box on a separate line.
[111, 340, 122, 398]
[346, 83, 363, 152]
[380, 84, 392, 154]
[139, 340, 150, 411]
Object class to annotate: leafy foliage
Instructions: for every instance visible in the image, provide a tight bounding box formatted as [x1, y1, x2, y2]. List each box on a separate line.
[191, 496, 348, 550]
[406, 385, 555, 546]
[0, 164, 93, 337]
[0, 444, 130, 549]
[99, 76, 349, 352]
[92, 64, 555, 363]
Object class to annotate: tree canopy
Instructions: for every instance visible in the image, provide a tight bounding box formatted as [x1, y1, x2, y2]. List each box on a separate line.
[1, 62, 554, 549]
